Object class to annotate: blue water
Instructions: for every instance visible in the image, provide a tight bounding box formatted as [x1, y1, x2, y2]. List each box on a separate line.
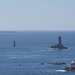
[0, 31, 75, 75]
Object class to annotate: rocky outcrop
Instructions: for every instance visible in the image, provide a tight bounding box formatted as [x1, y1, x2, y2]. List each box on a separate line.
[64, 66, 75, 71]
[41, 63, 45, 65]
[48, 62, 66, 65]
[50, 44, 68, 49]
[70, 63, 75, 65]
[41, 62, 66, 65]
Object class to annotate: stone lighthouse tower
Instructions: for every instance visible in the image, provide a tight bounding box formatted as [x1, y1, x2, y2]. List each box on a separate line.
[50, 36, 68, 49]
[58, 36, 61, 44]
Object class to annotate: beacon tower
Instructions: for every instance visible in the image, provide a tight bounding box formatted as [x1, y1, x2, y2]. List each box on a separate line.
[58, 36, 61, 44]
[50, 36, 68, 49]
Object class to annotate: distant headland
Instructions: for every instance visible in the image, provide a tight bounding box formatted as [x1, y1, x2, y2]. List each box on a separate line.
[50, 36, 68, 49]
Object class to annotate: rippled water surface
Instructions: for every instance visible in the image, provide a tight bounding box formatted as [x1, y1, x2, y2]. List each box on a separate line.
[0, 31, 75, 75]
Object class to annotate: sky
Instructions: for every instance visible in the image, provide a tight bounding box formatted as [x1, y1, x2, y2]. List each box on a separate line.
[0, 0, 75, 31]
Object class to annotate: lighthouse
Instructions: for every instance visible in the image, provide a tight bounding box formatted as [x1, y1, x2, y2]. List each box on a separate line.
[58, 36, 61, 44]
[50, 36, 68, 49]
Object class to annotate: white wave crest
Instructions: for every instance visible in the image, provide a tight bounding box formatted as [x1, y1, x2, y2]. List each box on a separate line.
[56, 70, 66, 72]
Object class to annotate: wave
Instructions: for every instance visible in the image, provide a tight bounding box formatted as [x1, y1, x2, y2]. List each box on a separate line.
[55, 70, 66, 72]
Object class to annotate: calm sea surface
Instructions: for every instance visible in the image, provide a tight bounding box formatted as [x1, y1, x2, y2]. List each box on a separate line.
[0, 31, 75, 75]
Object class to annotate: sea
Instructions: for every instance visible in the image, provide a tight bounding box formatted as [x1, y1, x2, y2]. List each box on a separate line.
[0, 31, 75, 75]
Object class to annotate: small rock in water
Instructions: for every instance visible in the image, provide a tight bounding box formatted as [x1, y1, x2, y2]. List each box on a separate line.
[71, 63, 75, 65]
[41, 63, 44, 65]
[48, 62, 66, 65]
[63, 66, 75, 71]
[19, 64, 22, 66]
[70, 61, 75, 65]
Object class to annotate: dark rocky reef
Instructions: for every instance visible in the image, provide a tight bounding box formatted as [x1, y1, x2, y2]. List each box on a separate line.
[71, 63, 75, 65]
[64, 66, 75, 71]
[50, 36, 68, 49]
[41, 62, 66, 65]
[41, 60, 75, 71]
[63, 61, 75, 71]
[50, 44, 68, 49]
[48, 62, 66, 65]
[70, 61, 75, 65]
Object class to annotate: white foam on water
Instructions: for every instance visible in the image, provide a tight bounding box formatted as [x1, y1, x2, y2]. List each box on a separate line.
[55, 70, 66, 72]
[71, 61, 75, 63]
[10, 56, 16, 58]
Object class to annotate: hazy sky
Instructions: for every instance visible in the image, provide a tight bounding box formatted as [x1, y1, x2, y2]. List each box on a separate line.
[0, 0, 75, 31]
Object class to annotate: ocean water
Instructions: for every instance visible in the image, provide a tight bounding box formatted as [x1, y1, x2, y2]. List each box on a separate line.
[0, 31, 75, 75]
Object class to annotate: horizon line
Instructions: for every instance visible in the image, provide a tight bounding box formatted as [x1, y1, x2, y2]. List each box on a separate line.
[0, 30, 75, 32]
